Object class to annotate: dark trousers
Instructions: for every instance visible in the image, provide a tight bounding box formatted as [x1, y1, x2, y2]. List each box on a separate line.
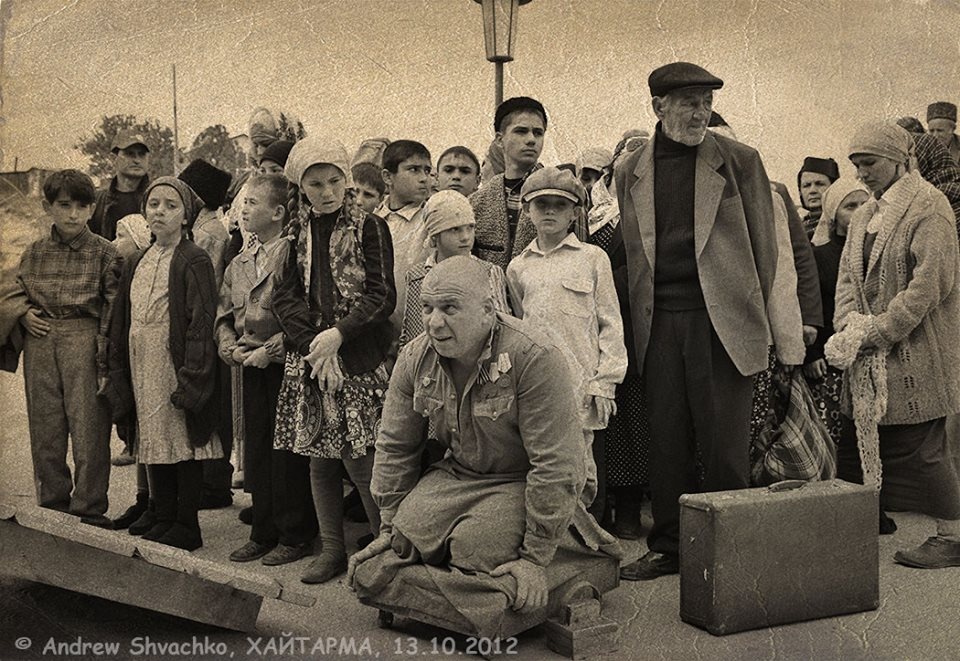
[202, 363, 233, 498]
[643, 308, 753, 556]
[245, 363, 318, 545]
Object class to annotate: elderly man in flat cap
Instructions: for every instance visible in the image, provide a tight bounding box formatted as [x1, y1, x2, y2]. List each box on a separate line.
[927, 102, 960, 165]
[615, 62, 779, 580]
[89, 130, 152, 242]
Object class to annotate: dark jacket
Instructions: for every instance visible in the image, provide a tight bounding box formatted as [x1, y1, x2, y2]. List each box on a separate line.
[104, 240, 220, 446]
[90, 175, 151, 241]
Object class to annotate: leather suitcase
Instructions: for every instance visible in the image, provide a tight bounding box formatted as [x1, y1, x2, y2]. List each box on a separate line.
[679, 479, 879, 635]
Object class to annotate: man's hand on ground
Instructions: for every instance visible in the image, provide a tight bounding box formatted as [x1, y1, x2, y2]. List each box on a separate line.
[347, 532, 392, 590]
[490, 558, 548, 613]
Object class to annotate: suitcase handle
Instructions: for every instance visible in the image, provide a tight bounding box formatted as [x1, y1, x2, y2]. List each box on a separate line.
[767, 479, 807, 492]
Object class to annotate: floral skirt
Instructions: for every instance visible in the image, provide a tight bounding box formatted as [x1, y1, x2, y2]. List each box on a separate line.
[807, 367, 844, 445]
[274, 353, 390, 460]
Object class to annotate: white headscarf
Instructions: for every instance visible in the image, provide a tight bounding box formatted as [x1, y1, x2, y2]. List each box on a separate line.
[811, 178, 869, 246]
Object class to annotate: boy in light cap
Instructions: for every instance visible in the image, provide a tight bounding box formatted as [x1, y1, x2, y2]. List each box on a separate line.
[506, 167, 627, 521]
[576, 147, 613, 210]
[398, 190, 509, 350]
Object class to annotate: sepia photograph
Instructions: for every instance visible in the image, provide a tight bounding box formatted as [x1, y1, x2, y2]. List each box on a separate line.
[1, 0, 960, 658]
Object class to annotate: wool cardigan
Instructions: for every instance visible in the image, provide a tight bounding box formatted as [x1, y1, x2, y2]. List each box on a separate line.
[469, 173, 537, 272]
[834, 172, 960, 424]
[105, 239, 220, 446]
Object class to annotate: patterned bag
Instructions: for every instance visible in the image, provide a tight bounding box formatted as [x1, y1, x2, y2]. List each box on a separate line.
[751, 367, 838, 486]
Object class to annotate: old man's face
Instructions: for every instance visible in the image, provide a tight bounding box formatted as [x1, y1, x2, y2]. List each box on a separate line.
[654, 88, 713, 146]
[421, 256, 495, 364]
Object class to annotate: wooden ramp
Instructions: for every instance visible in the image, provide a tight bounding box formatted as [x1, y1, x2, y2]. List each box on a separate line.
[0, 502, 315, 632]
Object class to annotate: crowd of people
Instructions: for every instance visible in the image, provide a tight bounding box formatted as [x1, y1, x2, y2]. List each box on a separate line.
[7, 60, 960, 618]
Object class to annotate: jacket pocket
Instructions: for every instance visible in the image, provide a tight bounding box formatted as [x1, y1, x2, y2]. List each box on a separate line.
[413, 394, 444, 418]
[473, 394, 514, 420]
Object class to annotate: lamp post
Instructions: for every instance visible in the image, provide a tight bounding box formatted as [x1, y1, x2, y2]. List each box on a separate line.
[473, 0, 532, 110]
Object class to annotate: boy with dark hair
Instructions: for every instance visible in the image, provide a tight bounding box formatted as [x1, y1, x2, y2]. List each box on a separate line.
[375, 139, 432, 332]
[351, 162, 386, 215]
[216, 173, 318, 564]
[470, 96, 550, 271]
[18, 169, 121, 528]
[436, 146, 481, 196]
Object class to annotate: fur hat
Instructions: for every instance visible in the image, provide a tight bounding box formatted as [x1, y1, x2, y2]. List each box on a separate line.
[178, 159, 232, 209]
[927, 101, 957, 123]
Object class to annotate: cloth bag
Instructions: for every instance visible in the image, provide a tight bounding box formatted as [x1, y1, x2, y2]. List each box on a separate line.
[751, 367, 838, 485]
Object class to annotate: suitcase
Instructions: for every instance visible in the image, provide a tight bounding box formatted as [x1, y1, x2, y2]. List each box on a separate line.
[679, 479, 879, 635]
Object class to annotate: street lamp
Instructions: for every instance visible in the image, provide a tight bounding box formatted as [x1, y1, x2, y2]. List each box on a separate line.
[472, 0, 533, 109]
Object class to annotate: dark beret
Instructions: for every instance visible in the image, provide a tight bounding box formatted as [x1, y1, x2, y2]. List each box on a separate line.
[259, 140, 295, 167]
[494, 96, 548, 133]
[178, 159, 233, 209]
[798, 156, 840, 183]
[648, 62, 724, 98]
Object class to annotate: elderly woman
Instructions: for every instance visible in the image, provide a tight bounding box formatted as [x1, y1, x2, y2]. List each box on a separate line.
[832, 122, 960, 568]
[797, 156, 841, 239]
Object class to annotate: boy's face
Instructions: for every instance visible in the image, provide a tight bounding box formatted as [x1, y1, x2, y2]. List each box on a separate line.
[355, 183, 383, 214]
[301, 164, 346, 214]
[436, 154, 480, 196]
[114, 145, 150, 179]
[433, 222, 475, 261]
[578, 167, 603, 192]
[242, 184, 283, 238]
[497, 110, 545, 172]
[44, 192, 93, 241]
[526, 195, 578, 239]
[384, 155, 431, 206]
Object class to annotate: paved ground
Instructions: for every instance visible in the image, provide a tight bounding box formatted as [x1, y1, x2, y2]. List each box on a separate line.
[2, 369, 960, 660]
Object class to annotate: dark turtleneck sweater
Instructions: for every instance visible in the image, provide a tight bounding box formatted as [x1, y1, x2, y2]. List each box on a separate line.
[653, 128, 705, 310]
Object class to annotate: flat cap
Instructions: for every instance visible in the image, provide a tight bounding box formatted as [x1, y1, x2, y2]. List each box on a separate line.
[520, 166, 585, 205]
[648, 62, 723, 98]
[927, 101, 957, 123]
[111, 130, 151, 153]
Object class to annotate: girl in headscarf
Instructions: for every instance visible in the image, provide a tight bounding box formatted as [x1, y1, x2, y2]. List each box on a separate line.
[832, 122, 960, 567]
[272, 136, 395, 584]
[804, 179, 869, 443]
[104, 177, 223, 551]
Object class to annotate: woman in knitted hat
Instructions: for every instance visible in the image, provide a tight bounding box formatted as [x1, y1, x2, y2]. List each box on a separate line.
[803, 179, 869, 445]
[104, 177, 223, 551]
[271, 136, 395, 584]
[797, 156, 841, 240]
[831, 122, 960, 568]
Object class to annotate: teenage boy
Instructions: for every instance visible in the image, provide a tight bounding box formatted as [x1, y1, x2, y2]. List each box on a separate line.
[374, 140, 432, 331]
[18, 170, 121, 528]
[352, 162, 386, 215]
[470, 96, 547, 271]
[435, 146, 482, 197]
[90, 130, 151, 241]
[216, 173, 318, 565]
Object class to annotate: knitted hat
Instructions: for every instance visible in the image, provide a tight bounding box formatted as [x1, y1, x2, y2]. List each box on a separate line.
[284, 136, 353, 188]
[577, 147, 613, 174]
[648, 62, 723, 98]
[848, 123, 914, 165]
[927, 101, 957, 123]
[422, 190, 475, 238]
[143, 176, 204, 230]
[177, 159, 232, 209]
[259, 140, 295, 168]
[520, 166, 585, 205]
[494, 96, 547, 133]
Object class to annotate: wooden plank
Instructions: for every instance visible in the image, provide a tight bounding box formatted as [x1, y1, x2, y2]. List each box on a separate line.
[0, 519, 263, 632]
[15, 505, 139, 558]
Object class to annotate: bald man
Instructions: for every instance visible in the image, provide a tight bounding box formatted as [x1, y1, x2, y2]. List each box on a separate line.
[349, 256, 610, 615]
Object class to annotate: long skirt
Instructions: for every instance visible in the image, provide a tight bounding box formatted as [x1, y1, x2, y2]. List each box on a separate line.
[604, 374, 650, 487]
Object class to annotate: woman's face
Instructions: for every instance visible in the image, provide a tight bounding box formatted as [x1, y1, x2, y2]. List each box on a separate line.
[799, 172, 832, 210]
[850, 154, 903, 196]
[145, 185, 186, 242]
[300, 164, 346, 214]
[834, 190, 870, 235]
